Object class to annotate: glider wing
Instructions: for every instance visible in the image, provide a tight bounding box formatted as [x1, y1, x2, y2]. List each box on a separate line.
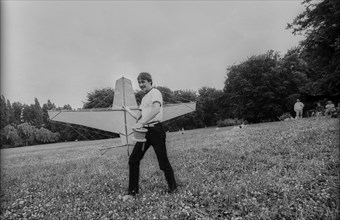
[163, 102, 196, 122]
[48, 77, 196, 148]
[48, 77, 139, 145]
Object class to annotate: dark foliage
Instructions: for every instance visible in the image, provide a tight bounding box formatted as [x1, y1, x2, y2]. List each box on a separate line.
[287, 0, 340, 99]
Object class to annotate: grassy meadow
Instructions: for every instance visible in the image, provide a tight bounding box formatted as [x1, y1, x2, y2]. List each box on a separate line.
[1, 117, 339, 219]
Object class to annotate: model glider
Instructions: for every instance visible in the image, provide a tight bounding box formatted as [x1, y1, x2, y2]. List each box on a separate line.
[48, 77, 196, 153]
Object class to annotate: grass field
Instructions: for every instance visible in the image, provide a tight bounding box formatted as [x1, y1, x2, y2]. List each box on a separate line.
[1, 117, 339, 219]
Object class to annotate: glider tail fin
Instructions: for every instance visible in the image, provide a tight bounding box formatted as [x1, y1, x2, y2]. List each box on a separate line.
[113, 77, 138, 108]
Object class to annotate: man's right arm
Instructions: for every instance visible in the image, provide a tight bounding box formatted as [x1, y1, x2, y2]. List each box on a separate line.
[123, 106, 141, 120]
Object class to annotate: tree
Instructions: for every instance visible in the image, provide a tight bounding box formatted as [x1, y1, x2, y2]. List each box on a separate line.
[1, 95, 8, 129]
[11, 102, 23, 125]
[17, 123, 36, 146]
[34, 127, 59, 144]
[83, 88, 114, 109]
[222, 50, 310, 122]
[279, 49, 311, 114]
[287, 0, 340, 98]
[1, 122, 60, 148]
[223, 51, 279, 122]
[1, 124, 22, 147]
[6, 100, 15, 125]
[197, 87, 224, 126]
[173, 90, 198, 103]
[62, 104, 72, 110]
[20, 98, 44, 127]
[155, 86, 176, 104]
[42, 100, 56, 129]
[33, 98, 43, 127]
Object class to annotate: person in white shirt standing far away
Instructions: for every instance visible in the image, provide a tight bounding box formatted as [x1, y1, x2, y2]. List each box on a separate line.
[123, 72, 177, 198]
[294, 99, 305, 119]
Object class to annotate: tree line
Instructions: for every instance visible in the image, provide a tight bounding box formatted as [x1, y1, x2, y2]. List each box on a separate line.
[1, 0, 339, 148]
[0, 97, 116, 148]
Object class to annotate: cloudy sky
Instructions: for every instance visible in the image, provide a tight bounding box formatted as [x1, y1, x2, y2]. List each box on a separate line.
[1, 1, 305, 109]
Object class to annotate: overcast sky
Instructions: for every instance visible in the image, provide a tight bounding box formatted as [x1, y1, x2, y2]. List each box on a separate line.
[1, 1, 305, 109]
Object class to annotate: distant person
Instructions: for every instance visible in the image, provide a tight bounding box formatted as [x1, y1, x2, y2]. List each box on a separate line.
[325, 100, 336, 116]
[294, 99, 304, 119]
[123, 72, 177, 198]
[315, 102, 324, 116]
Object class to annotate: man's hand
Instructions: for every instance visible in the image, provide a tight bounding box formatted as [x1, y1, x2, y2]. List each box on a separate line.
[123, 106, 139, 119]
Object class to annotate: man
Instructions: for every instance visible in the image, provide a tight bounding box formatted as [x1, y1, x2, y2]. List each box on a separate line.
[123, 72, 177, 197]
[325, 100, 336, 116]
[294, 99, 304, 119]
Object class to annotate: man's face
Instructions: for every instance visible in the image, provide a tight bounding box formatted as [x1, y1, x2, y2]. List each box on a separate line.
[138, 79, 152, 92]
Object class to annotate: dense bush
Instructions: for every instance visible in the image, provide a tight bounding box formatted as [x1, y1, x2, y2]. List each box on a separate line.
[216, 118, 247, 127]
[278, 112, 294, 121]
[1, 123, 60, 148]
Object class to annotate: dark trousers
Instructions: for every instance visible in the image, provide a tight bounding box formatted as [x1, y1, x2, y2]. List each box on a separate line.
[128, 124, 177, 194]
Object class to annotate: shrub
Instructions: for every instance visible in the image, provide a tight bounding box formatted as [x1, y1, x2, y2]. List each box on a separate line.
[1, 124, 23, 147]
[278, 112, 293, 121]
[217, 118, 247, 127]
[1, 123, 60, 147]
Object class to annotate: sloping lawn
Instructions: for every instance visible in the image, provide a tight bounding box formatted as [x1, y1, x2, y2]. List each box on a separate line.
[1, 117, 339, 219]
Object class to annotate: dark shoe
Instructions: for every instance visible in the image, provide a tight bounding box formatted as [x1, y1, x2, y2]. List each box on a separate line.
[164, 171, 177, 193]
